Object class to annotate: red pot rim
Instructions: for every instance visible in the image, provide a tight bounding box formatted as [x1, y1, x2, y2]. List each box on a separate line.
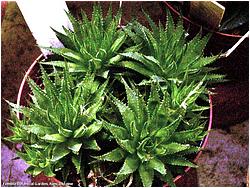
[163, 1, 244, 38]
[17, 54, 213, 185]
[172, 94, 212, 184]
[16, 54, 43, 119]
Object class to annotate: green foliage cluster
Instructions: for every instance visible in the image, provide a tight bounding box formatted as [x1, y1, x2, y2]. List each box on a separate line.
[42, 4, 126, 78]
[6, 66, 107, 185]
[6, 3, 222, 187]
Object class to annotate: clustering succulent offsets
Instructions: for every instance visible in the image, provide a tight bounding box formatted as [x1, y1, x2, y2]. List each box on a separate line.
[6, 3, 223, 187]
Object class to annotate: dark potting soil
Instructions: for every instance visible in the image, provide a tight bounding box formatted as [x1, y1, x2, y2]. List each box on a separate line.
[66, 1, 166, 28]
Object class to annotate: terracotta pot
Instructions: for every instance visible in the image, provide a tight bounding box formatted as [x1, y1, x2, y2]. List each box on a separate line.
[16, 54, 213, 187]
[31, 173, 64, 187]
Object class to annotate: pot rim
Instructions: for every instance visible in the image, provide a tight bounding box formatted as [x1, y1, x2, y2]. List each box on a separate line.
[16, 54, 213, 185]
[163, 1, 244, 38]
[172, 94, 212, 184]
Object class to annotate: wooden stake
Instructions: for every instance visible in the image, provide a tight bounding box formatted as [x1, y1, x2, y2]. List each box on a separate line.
[190, 1, 225, 29]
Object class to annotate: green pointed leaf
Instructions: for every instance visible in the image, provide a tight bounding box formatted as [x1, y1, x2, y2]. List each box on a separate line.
[16, 151, 30, 162]
[83, 139, 100, 151]
[44, 166, 56, 177]
[122, 79, 147, 130]
[124, 43, 143, 53]
[41, 134, 66, 143]
[28, 79, 50, 109]
[153, 92, 172, 128]
[192, 105, 210, 112]
[118, 155, 140, 175]
[26, 124, 55, 136]
[172, 126, 204, 143]
[117, 139, 136, 154]
[82, 121, 103, 138]
[94, 148, 126, 162]
[110, 32, 127, 53]
[108, 54, 123, 64]
[51, 27, 76, 49]
[40, 65, 58, 99]
[139, 163, 154, 187]
[41, 61, 86, 72]
[72, 155, 81, 174]
[120, 52, 147, 65]
[25, 166, 43, 176]
[51, 143, 70, 162]
[117, 61, 154, 77]
[148, 158, 166, 175]
[23, 145, 37, 159]
[155, 117, 181, 141]
[204, 73, 225, 82]
[147, 83, 160, 116]
[109, 174, 129, 187]
[58, 126, 73, 138]
[163, 143, 190, 155]
[104, 121, 129, 140]
[42, 47, 85, 64]
[79, 163, 87, 187]
[165, 156, 198, 168]
[192, 55, 218, 69]
[140, 122, 151, 140]
[65, 10, 81, 37]
[143, 9, 159, 39]
[84, 80, 107, 118]
[120, 52, 162, 74]
[180, 80, 205, 109]
[111, 95, 135, 130]
[123, 24, 142, 44]
[67, 139, 82, 154]
[73, 124, 87, 138]
[4, 136, 23, 143]
[44, 165, 56, 177]
[180, 33, 209, 66]
[177, 146, 200, 155]
[158, 166, 176, 187]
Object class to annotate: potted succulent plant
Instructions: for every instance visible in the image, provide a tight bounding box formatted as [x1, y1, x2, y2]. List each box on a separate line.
[5, 3, 222, 187]
[163, 1, 249, 127]
[163, 1, 248, 79]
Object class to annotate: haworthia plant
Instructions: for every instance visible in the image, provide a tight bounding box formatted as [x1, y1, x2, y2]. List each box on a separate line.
[6, 65, 107, 184]
[113, 11, 224, 86]
[42, 3, 127, 78]
[94, 79, 208, 186]
[5, 3, 222, 187]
